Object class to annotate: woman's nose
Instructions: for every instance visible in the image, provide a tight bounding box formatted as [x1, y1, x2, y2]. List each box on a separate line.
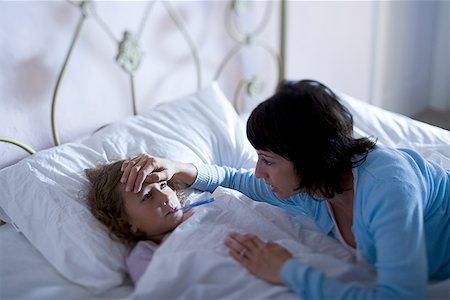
[255, 163, 265, 179]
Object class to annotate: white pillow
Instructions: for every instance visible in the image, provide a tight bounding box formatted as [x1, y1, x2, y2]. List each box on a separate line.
[0, 82, 257, 293]
[336, 92, 450, 168]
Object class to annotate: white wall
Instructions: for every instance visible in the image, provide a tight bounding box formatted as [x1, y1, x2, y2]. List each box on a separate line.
[284, 1, 375, 103]
[429, 1, 450, 112]
[371, 1, 437, 116]
[284, 0, 450, 117]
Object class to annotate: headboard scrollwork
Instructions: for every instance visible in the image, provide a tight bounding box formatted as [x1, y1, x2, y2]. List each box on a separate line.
[52, 0, 203, 145]
[0, 0, 286, 167]
[216, 0, 282, 111]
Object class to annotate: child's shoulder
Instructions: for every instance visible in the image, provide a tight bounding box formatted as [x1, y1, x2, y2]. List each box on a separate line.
[128, 240, 159, 258]
[126, 240, 159, 284]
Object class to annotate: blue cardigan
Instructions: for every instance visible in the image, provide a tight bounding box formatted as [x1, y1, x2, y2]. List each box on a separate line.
[191, 145, 450, 299]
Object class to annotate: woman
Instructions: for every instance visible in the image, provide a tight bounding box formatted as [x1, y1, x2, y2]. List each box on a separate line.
[120, 80, 450, 298]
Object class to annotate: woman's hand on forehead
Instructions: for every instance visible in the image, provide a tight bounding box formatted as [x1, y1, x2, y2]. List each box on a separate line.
[120, 154, 175, 193]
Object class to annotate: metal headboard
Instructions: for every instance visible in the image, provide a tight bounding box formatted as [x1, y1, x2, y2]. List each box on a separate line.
[0, 0, 286, 164]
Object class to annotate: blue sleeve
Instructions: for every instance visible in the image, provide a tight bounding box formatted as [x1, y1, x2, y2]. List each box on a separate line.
[280, 178, 428, 299]
[281, 260, 375, 298]
[191, 164, 282, 206]
[191, 164, 312, 216]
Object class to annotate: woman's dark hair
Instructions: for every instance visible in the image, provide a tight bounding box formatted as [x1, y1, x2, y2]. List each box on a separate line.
[247, 79, 376, 198]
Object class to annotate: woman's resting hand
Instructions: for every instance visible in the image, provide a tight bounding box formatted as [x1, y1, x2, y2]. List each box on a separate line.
[120, 153, 197, 193]
[225, 232, 293, 285]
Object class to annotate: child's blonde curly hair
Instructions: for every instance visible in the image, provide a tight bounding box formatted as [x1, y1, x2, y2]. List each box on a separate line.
[85, 160, 184, 245]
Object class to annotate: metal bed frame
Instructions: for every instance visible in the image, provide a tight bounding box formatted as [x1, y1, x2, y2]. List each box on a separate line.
[0, 0, 286, 160]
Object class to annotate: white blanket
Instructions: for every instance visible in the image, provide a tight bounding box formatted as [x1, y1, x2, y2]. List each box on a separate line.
[130, 187, 376, 299]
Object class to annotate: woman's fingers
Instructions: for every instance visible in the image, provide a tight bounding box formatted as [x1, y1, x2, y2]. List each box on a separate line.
[144, 169, 170, 184]
[120, 155, 139, 182]
[120, 154, 176, 193]
[126, 154, 148, 192]
[224, 232, 292, 284]
[120, 154, 156, 193]
[120, 155, 137, 172]
[225, 232, 262, 259]
[229, 232, 261, 248]
[132, 157, 160, 193]
[224, 235, 242, 256]
[229, 247, 251, 268]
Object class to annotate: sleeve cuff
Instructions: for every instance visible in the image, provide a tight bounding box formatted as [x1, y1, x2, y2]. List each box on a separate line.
[191, 163, 218, 192]
[281, 258, 308, 296]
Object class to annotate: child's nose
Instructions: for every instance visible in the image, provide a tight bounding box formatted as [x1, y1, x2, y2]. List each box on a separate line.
[155, 189, 170, 204]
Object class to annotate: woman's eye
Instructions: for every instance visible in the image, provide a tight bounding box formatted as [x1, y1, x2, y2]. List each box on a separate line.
[262, 158, 273, 166]
[160, 182, 167, 189]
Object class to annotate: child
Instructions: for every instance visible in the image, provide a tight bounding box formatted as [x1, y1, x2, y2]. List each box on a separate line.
[85, 160, 192, 283]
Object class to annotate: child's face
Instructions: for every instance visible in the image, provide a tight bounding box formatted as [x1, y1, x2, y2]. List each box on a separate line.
[119, 181, 183, 241]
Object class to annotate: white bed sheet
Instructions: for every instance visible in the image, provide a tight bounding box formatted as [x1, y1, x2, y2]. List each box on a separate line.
[131, 187, 376, 299]
[0, 223, 133, 299]
[131, 187, 450, 300]
[0, 192, 450, 300]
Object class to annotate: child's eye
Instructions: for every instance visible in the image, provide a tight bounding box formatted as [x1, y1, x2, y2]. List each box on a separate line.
[160, 182, 167, 189]
[143, 191, 152, 201]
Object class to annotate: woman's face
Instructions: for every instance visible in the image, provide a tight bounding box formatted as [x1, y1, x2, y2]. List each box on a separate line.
[254, 150, 300, 199]
[118, 181, 183, 240]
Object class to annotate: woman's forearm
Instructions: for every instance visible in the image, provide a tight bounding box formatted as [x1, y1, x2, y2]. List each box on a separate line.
[172, 161, 198, 186]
